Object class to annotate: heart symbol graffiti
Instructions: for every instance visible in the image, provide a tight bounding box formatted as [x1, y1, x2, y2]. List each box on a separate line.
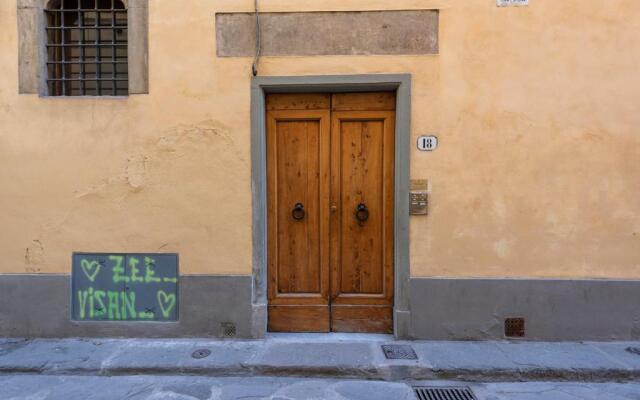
[80, 259, 101, 282]
[157, 290, 176, 319]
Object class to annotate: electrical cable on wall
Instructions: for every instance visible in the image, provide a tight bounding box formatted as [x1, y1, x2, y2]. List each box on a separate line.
[251, 0, 261, 76]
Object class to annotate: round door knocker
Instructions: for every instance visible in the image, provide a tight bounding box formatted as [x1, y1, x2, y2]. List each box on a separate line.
[355, 203, 369, 226]
[292, 203, 305, 221]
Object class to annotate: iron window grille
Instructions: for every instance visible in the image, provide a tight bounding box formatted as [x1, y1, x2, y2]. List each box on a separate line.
[45, 0, 128, 96]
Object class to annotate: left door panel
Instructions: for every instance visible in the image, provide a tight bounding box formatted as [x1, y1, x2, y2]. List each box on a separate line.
[267, 102, 331, 332]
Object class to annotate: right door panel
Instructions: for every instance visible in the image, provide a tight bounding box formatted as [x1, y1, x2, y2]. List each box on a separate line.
[330, 97, 395, 333]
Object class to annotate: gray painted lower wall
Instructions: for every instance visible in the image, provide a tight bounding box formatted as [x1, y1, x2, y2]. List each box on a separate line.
[0, 275, 252, 338]
[3, 274, 640, 340]
[410, 278, 640, 341]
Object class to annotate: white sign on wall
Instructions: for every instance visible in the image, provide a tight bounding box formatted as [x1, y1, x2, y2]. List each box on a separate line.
[497, 0, 529, 6]
[417, 135, 438, 151]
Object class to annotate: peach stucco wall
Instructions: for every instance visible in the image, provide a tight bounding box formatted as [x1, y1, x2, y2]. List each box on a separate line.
[0, 0, 638, 277]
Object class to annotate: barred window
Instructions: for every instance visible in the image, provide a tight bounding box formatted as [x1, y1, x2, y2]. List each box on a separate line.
[45, 0, 128, 96]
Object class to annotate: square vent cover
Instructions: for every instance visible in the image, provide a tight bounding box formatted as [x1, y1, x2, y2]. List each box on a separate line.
[504, 317, 525, 338]
[414, 386, 477, 400]
[220, 322, 236, 338]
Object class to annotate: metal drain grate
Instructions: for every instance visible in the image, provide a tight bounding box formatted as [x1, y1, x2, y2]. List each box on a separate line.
[381, 344, 418, 360]
[414, 386, 477, 400]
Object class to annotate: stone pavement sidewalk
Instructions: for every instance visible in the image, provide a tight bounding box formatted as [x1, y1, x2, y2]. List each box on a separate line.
[1, 334, 640, 382]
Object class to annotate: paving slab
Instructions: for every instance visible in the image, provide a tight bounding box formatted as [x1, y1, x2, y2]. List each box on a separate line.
[0, 375, 416, 400]
[246, 341, 380, 378]
[494, 342, 627, 370]
[0, 339, 112, 373]
[468, 381, 640, 400]
[495, 341, 638, 381]
[589, 341, 640, 371]
[102, 339, 260, 375]
[412, 341, 516, 371]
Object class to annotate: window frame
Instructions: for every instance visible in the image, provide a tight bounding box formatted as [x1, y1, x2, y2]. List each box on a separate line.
[17, 0, 148, 97]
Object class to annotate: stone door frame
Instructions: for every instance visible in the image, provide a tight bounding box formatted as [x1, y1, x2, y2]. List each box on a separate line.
[250, 74, 412, 339]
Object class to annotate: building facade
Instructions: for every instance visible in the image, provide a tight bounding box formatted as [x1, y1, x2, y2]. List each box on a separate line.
[1, 0, 639, 340]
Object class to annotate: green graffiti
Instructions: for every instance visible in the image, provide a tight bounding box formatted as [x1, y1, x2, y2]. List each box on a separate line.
[129, 257, 144, 283]
[144, 257, 162, 283]
[120, 291, 136, 319]
[77, 290, 88, 319]
[80, 259, 101, 282]
[138, 311, 155, 319]
[110, 255, 129, 283]
[88, 287, 94, 318]
[107, 291, 121, 320]
[74, 254, 178, 321]
[94, 290, 106, 317]
[76, 289, 127, 320]
[157, 290, 176, 318]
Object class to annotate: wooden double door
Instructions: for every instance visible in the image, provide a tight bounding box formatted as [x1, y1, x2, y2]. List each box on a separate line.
[267, 92, 395, 333]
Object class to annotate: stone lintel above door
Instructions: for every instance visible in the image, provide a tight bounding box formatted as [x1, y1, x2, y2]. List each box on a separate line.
[216, 10, 439, 57]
